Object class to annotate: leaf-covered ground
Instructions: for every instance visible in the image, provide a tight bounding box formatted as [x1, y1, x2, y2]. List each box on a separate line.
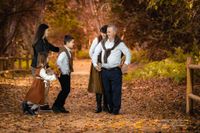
[0, 60, 199, 132]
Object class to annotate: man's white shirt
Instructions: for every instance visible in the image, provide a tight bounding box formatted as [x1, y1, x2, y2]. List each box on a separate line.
[57, 46, 71, 75]
[92, 39, 131, 69]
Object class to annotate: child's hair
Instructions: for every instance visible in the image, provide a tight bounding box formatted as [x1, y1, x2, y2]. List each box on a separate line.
[37, 52, 48, 67]
[64, 35, 74, 45]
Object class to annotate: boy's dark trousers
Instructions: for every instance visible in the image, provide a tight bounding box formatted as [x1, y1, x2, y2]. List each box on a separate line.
[53, 74, 70, 108]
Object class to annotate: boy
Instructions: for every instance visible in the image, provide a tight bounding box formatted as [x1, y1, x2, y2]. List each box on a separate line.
[52, 35, 75, 113]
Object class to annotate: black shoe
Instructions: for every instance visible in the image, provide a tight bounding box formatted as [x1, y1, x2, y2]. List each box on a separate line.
[113, 112, 119, 115]
[107, 106, 113, 114]
[27, 108, 36, 116]
[32, 107, 39, 112]
[112, 110, 119, 115]
[40, 104, 52, 111]
[52, 105, 61, 113]
[95, 106, 102, 113]
[59, 107, 69, 113]
[95, 108, 102, 113]
[22, 101, 29, 113]
[102, 106, 109, 112]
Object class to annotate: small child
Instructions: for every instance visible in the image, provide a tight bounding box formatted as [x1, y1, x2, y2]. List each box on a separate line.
[22, 53, 56, 115]
[40, 66, 55, 111]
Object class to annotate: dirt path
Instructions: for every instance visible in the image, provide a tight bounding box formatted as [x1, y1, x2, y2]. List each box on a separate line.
[0, 60, 199, 132]
[72, 59, 91, 75]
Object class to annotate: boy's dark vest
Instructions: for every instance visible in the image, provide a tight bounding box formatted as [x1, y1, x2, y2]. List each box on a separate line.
[101, 35, 123, 63]
[59, 47, 74, 73]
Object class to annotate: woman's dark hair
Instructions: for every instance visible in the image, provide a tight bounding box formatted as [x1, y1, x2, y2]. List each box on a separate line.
[37, 52, 48, 67]
[98, 25, 108, 43]
[100, 25, 108, 34]
[64, 35, 74, 44]
[32, 24, 49, 47]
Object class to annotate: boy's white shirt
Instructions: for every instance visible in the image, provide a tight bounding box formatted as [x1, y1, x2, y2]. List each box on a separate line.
[57, 46, 71, 75]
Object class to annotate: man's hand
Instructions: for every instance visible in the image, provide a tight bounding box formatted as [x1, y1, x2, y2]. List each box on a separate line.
[121, 64, 128, 74]
[119, 56, 125, 68]
[118, 62, 123, 68]
[95, 65, 101, 72]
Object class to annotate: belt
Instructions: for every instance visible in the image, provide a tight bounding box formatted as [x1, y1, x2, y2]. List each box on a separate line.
[35, 76, 43, 80]
[102, 67, 121, 71]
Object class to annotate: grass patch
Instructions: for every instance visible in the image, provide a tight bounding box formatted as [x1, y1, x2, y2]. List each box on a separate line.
[125, 58, 186, 84]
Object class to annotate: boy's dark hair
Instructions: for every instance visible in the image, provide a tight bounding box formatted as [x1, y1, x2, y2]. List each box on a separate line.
[64, 35, 74, 44]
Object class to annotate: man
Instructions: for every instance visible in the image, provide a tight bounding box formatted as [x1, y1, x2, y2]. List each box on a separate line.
[52, 35, 75, 113]
[92, 24, 131, 115]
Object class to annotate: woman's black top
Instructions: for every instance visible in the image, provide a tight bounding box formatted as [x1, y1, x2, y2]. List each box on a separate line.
[31, 38, 59, 68]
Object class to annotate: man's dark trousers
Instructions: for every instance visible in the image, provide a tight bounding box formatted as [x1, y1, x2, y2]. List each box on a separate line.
[53, 74, 70, 108]
[101, 67, 122, 114]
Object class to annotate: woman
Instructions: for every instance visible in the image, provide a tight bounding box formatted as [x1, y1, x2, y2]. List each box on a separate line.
[31, 23, 59, 73]
[88, 25, 108, 113]
[31, 23, 59, 111]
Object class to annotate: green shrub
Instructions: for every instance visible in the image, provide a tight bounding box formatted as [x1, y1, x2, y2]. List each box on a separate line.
[76, 50, 90, 59]
[167, 47, 189, 63]
[167, 46, 200, 64]
[124, 58, 186, 84]
[192, 52, 200, 64]
[131, 49, 149, 63]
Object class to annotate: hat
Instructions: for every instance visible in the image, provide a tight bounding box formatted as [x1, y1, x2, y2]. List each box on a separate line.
[100, 25, 108, 34]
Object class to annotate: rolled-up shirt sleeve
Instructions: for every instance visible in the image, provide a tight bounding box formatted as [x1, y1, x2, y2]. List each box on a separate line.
[39, 68, 56, 81]
[119, 42, 131, 65]
[92, 43, 102, 67]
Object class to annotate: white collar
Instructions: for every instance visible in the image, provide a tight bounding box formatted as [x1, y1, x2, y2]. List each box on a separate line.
[108, 38, 114, 43]
[64, 45, 71, 52]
